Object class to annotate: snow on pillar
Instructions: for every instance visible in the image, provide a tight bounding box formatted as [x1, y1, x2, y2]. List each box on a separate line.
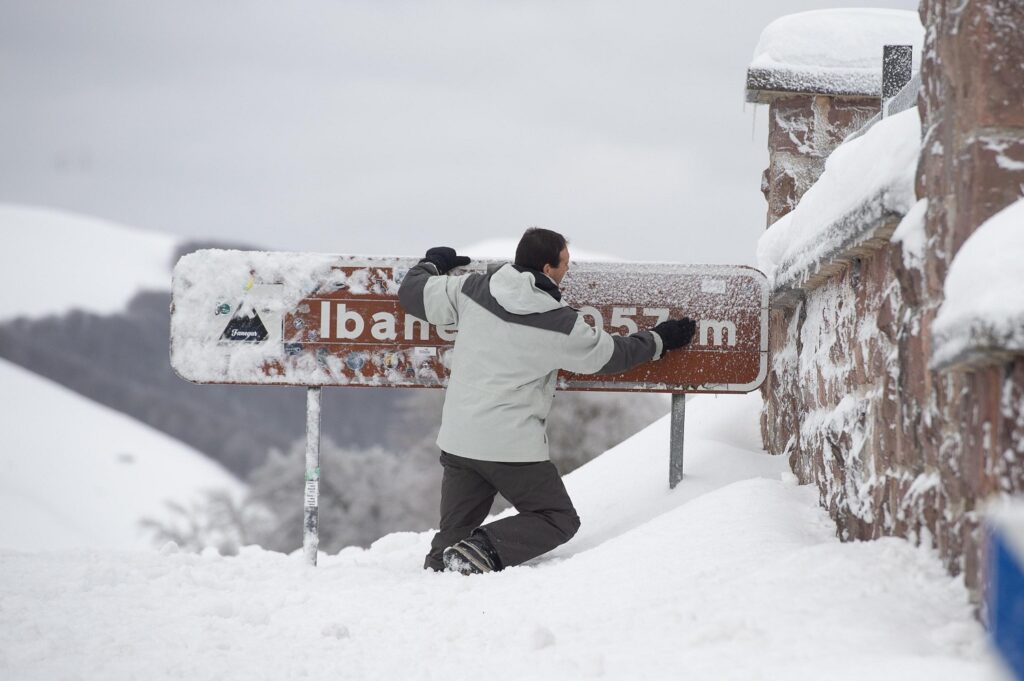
[745, 10, 923, 227]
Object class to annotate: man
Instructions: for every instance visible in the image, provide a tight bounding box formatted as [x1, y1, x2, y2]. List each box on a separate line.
[398, 228, 696, 574]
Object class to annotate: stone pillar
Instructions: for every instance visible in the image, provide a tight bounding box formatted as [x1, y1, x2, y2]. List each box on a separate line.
[762, 95, 879, 226]
[917, 0, 1024, 285]
[907, 0, 1024, 596]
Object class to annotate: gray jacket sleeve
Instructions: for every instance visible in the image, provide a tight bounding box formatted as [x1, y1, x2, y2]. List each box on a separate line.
[595, 330, 664, 375]
[558, 314, 665, 375]
[398, 261, 464, 326]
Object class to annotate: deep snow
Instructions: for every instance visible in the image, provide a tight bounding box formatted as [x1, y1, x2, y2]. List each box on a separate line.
[0, 391, 993, 680]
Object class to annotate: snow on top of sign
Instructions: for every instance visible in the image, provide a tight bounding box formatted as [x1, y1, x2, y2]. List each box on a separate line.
[932, 198, 1024, 367]
[0, 358, 244, 551]
[748, 9, 923, 96]
[757, 107, 920, 289]
[171, 249, 343, 384]
[0, 203, 180, 321]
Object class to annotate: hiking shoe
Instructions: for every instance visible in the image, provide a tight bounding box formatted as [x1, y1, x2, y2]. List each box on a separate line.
[443, 533, 500, 574]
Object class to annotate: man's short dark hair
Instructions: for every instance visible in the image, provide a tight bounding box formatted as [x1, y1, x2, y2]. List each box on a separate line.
[515, 227, 568, 271]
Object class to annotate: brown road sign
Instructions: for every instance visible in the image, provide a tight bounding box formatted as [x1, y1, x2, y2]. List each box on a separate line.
[171, 251, 768, 393]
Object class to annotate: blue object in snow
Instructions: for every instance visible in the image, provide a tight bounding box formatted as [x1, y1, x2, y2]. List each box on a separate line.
[989, 512, 1024, 680]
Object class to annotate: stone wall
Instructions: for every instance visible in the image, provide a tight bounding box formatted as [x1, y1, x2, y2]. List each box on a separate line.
[758, 0, 1024, 604]
[764, 232, 1024, 595]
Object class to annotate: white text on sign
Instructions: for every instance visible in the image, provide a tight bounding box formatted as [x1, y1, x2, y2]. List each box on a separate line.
[318, 301, 737, 347]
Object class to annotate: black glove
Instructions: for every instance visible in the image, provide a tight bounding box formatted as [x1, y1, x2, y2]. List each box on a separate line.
[653, 317, 697, 351]
[422, 247, 471, 274]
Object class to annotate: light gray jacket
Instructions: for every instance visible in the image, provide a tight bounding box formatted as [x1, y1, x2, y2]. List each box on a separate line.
[398, 261, 664, 462]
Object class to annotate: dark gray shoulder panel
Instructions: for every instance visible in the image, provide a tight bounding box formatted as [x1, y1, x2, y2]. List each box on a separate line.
[461, 270, 578, 335]
[397, 261, 438, 320]
[459, 271, 490, 300]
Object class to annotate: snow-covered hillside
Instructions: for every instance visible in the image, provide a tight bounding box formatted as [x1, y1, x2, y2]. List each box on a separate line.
[0, 392, 992, 680]
[0, 204, 181, 321]
[0, 359, 244, 550]
[0, 203, 615, 326]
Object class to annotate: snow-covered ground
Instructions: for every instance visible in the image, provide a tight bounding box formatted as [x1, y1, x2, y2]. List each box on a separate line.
[0, 391, 993, 680]
[0, 359, 244, 550]
[0, 204, 181, 321]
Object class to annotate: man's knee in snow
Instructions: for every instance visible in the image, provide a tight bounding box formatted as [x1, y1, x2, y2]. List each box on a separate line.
[560, 510, 581, 542]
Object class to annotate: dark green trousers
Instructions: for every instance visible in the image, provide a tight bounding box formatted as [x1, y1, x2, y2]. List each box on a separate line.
[424, 451, 581, 571]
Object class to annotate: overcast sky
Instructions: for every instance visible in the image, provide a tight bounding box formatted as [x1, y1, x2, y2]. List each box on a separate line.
[1, 0, 917, 265]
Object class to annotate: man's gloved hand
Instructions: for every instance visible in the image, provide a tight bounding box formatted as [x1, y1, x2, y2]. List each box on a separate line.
[423, 247, 471, 274]
[653, 317, 697, 351]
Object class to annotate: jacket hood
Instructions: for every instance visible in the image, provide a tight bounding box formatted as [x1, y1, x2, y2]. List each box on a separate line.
[487, 263, 565, 315]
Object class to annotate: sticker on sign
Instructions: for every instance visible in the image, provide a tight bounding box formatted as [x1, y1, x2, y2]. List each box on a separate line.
[170, 250, 768, 393]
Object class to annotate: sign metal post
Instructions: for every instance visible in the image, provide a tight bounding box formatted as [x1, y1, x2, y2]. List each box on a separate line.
[669, 393, 686, 489]
[303, 386, 322, 566]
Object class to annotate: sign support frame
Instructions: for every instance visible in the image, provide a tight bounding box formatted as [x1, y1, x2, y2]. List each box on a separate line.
[171, 252, 771, 563]
[303, 387, 322, 566]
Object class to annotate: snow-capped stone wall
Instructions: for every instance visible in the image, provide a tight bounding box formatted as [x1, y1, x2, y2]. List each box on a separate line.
[751, 0, 1024, 604]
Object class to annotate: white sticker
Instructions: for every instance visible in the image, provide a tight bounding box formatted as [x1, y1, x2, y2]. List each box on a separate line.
[304, 480, 320, 507]
[701, 279, 727, 294]
[412, 346, 437, 360]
